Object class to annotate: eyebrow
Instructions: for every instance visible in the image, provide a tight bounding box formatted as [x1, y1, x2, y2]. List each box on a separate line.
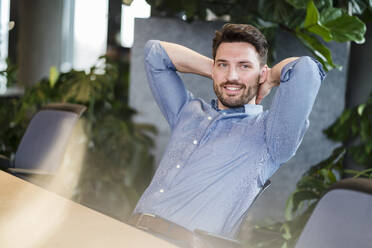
[215, 59, 254, 64]
[238, 61, 253, 64]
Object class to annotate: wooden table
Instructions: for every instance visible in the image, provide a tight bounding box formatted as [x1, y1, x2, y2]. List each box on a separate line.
[0, 171, 177, 248]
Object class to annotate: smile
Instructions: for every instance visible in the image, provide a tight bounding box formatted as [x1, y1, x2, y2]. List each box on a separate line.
[225, 86, 241, 91]
[223, 84, 244, 94]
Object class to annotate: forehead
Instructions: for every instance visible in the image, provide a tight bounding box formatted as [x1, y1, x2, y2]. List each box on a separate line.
[215, 42, 260, 64]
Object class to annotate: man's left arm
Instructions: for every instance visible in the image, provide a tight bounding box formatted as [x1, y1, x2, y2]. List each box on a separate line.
[262, 56, 326, 165]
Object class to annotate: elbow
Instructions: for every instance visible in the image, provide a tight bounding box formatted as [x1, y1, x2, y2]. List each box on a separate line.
[144, 40, 159, 58]
[143, 39, 175, 72]
[298, 56, 326, 83]
[143, 40, 167, 71]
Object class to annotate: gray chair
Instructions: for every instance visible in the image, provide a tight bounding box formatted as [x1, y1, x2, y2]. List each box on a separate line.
[0, 103, 86, 177]
[295, 178, 372, 248]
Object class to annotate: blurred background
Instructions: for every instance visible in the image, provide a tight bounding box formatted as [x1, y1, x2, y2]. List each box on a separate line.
[1, 0, 372, 247]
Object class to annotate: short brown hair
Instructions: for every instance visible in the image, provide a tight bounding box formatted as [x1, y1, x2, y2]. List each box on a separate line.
[212, 23, 268, 65]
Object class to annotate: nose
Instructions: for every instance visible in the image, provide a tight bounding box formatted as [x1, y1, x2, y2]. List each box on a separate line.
[226, 67, 239, 82]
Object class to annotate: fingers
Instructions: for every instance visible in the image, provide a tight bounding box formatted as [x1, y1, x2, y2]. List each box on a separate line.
[256, 82, 271, 104]
[256, 94, 265, 104]
[256, 85, 265, 104]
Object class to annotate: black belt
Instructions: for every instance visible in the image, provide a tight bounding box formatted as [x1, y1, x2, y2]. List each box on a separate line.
[128, 213, 242, 248]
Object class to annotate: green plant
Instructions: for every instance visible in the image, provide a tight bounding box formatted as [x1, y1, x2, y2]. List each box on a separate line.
[324, 92, 372, 166]
[138, 0, 370, 71]
[0, 57, 156, 221]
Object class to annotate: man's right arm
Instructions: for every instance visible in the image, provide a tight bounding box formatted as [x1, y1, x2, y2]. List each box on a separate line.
[144, 40, 212, 129]
[159, 41, 213, 78]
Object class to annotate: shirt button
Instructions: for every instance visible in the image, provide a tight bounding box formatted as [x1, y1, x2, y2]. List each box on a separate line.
[207, 116, 212, 120]
[222, 112, 226, 115]
[176, 164, 181, 169]
[159, 189, 164, 193]
[193, 140, 198, 145]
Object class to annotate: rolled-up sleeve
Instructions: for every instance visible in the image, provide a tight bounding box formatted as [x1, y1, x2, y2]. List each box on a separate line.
[265, 56, 325, 165]
[144, 40, 193, 129]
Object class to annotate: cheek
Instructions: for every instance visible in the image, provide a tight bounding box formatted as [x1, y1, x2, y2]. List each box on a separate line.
[242, 74, 260, 85]
[212, 72, 224, 84]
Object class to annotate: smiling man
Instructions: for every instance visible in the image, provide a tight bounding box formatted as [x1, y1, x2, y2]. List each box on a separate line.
[129, 24, 325, 248]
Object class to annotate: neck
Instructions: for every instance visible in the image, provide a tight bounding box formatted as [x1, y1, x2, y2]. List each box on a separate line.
[217, 97, 256, 110]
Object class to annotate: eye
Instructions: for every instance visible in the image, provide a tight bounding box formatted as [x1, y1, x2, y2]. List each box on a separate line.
[218, 63, 228, 68]
[241, 64, 251, 69]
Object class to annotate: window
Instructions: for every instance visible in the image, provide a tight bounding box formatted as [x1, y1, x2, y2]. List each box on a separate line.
[121, 0, 150, 48]
[73, 0, 109, 71]
[0, 0, 10, 93]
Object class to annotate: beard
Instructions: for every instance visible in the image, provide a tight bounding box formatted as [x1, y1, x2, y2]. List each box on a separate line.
[213, 78, 259, 108]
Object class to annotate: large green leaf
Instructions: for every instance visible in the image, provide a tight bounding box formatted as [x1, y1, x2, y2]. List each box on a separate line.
[304, 1, 333, 41]
[323, 13, 366, 44]
[303, 3, 366, 44]
[304, 0, 319, 27]
[320, 7, 343, 23]
[307, 24, 332, 41]
[295, 30, 338, 71]
[318, 7, 367, 43]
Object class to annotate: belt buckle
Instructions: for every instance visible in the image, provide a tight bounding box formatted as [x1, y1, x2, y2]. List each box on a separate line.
[136, 213, 156, 231]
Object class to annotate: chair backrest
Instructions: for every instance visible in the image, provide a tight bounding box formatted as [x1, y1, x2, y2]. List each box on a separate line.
[12, 103, 86, 174]
[295, 178, 372, 248]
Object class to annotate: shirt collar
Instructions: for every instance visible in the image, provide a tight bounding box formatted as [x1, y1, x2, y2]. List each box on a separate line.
[210, 99, 263, 115]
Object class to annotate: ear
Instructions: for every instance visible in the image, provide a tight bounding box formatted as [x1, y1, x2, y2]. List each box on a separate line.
[259, 65, 268, 84]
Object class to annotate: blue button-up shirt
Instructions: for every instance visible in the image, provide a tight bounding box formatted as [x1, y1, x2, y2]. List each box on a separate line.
[134, 40, 325, 238]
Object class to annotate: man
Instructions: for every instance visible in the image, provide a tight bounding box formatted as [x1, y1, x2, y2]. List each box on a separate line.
[129, 24, 325, 247]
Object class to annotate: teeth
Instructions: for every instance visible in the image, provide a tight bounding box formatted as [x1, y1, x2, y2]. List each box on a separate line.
[226, 87, 240, 90]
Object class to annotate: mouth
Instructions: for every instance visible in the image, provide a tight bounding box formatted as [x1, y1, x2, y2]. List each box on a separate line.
[222, 84, 244, 95]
